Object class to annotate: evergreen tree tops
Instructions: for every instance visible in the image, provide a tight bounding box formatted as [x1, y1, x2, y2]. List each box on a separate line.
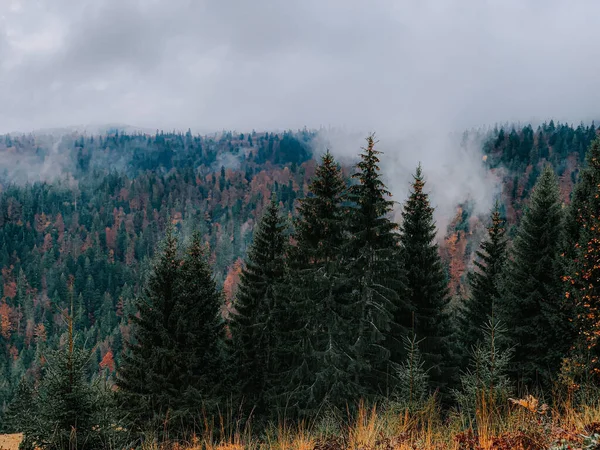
[500, 164, 570, 388]
[459, 201, 508, 360]
[292, 150, 348, 264]
[398, 164, 452, 391]
[347, 135, 398, 248]
[230, 196, 288, 417]
[345, 135, 406, 399]
[117, 226, 225, 437]
[283, 150, 354, 417]
[563, 137, 600, 259]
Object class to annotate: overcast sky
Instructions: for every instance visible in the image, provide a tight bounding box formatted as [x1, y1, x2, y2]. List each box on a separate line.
[1, 0, 599, 134]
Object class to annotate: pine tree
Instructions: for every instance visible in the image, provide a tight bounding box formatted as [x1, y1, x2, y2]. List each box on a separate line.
[563, 139, 600, 260]
[458, 202, 508, 365]
[453, 319, 514, 419]
[500, 164, 569, 389]
[32, 345, 101, 449]
[283, 151, 354, 417]
[21, 288, 121, 449]
[117, 226, 181, 433]
[563, 138, 600, 381]
[230, 196, 288, 418]
[2, 377, 34, 434]
[118, 227, 225, 437]
[174, 231, 226, 413]
[344, 135, 406, 399]
[394, 334, 430, 412]
[398, 164, 452, 393]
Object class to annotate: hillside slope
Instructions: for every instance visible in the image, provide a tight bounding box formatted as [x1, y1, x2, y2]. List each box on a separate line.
[0, 122, 596, 415]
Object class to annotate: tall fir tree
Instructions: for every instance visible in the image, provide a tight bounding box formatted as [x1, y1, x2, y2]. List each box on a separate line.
[283, 151, 354, 418]
[118, 226, 224, 437]
[398, 164, 453, 393]
[230, 196, 288, 418]
[563, 137, 600, 380]
[344, 135, 406, 399]
[117, 225, 182, 433]
[500, 164, 570, 389]
[458, 201, 508, 365]
[174, 231, 226, 411]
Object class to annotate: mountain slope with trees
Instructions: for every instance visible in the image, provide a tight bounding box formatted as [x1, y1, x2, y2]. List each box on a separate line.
[1, 122, 599, 442]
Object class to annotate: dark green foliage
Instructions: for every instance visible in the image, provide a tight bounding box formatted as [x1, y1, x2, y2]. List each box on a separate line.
[283, 151, 355, 418]
[30, 347, 103, 449]
[230, 197, 288, 418]
[453, 319, 514, 418]
[175, 232, 226, 406]
[500, 165, 572, 389]
[17, 343, 122, 450]
[117, 227, 225, 437]
[563, 138, 600, 379]
[117, 227, 182, 432]
[458, 202, 508, 364]
[398, 165, 453, 393]
[563, 138, 600, 262]
[344, 135, 406, 399]
[394, 334, 430, 411]
[2, 377, 34, 433]
[2, 123, 599, 428]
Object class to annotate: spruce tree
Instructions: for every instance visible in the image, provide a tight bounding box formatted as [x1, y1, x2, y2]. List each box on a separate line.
[2, 377, 34, 434]
[398, 164, 452, 393]
[117, 226, 182, 433]
[563, 138, 600, 260]
[453, 319, 514, 419]
[230, 197, 288, 418]
[344, 135, 406, 399]
[118, 227, 224, 437]
[32, 345, 103, 449]
[563, 138, 600, 380]
[458, 202, 507, 365]
[394, 334, 430, 412]
[500, 165, 568, 389]
[174, 231, 226, 413]
[20, 291, 121, 450]
[283, 151, 354, 417]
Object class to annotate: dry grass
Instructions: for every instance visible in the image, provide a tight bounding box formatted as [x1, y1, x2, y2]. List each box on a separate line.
[157, 395, 600, 450]
[8, 396, 600, 450]
[0, 434, 22, 450]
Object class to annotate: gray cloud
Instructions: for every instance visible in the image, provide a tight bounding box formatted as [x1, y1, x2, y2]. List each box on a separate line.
[312, 128, 502, 235]
[1, 0, 599, 135]
[0, 0, 598, 228]
[3, 0, 598, 231]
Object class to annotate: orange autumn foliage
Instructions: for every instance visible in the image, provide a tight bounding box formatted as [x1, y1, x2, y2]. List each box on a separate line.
[2, 266, 16, 300]
[99, 349, 116, 372]
[0, 301, 12, 339]
[223, 258, 243, 319]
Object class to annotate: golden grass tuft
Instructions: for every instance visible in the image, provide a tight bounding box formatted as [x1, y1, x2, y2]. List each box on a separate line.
[10, 393, 600, 450]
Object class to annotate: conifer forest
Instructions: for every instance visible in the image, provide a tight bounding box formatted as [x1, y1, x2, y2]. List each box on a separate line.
[3, 2, 600, 449]
[0, 123, 600, 449]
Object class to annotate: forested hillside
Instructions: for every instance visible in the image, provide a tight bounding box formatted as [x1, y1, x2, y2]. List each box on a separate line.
[0, 122, 599, 448]
[0, 128, 316, 409]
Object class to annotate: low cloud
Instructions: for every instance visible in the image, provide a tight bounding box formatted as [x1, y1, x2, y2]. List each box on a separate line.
[0, 0, 597, 218]
[0, 0, 599, 134]
[313, 128, 501, 234]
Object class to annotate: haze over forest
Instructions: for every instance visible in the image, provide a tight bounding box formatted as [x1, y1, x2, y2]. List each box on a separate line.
[2, 2, 600, 450]
[3, 0, 600, 229]
[1, 0, 600, 134]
